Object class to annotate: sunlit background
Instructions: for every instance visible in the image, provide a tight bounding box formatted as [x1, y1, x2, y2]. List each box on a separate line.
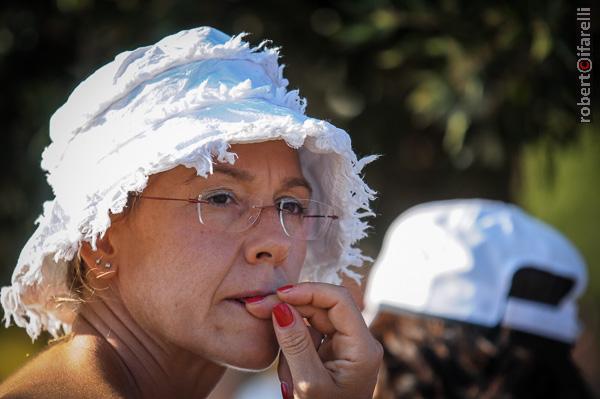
[1, 0, 598, 396]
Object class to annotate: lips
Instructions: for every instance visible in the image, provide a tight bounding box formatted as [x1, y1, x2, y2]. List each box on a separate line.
[228, 291, 276, 304]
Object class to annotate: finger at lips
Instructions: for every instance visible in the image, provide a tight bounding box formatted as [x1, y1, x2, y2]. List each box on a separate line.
[244, 293, 281, 319]
[276, 282, 369, 338]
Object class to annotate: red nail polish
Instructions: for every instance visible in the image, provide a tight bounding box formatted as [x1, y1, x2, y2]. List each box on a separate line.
[277, 284, 294, 293]
[280, 381, 291, 399]
[273, 303, 294, 327]
[245, 295, 265, 304]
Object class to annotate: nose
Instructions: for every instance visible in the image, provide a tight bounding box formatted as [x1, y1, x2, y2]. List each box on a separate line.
[243, 207, 290, 266]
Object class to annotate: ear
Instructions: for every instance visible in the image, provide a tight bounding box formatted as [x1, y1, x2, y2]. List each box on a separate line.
[79, 230, 118, 280]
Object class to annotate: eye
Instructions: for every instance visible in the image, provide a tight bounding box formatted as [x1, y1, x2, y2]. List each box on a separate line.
[278, 198, 305, 215]
[203, 191, 237, 207]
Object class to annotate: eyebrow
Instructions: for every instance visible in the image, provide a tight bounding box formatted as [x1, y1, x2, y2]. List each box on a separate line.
[280, 177, 313, 195]
[184, 164, 312, 194]
[212, 164, 254, 182]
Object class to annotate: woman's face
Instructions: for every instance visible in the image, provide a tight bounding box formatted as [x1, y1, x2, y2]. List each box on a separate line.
[108, 140, 310, 370]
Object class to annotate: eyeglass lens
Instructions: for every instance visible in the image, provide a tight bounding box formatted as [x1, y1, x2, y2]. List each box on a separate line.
[196, 196, 336, 240]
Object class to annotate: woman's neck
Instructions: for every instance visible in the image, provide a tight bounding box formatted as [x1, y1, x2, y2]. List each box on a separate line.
[71, 292, 226, 398]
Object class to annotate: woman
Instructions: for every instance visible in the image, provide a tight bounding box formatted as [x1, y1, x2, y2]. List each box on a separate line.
[0, 27, 382, 398]
[364, 200, 594, 398]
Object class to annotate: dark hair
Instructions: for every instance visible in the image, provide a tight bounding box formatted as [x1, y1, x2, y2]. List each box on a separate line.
[370, 311, 594, 399]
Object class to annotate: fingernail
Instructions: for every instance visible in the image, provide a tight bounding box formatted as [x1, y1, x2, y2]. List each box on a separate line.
[273, 303, 294, 328]
[277, 284, 294, 293]
[280, 381, 291, 399]
[244, 295, 265, 304]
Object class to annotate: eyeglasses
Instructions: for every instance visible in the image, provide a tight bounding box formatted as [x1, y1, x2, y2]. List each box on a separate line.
[132, 192, 339, 241]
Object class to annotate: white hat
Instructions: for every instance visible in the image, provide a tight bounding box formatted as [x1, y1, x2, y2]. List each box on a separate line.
[363, 199, 587, 343]
[1, 27, 377, 340]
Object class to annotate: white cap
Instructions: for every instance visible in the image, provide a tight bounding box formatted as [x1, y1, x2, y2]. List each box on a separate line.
[1, 27, 377, 340]
[364, 199, 587, 343]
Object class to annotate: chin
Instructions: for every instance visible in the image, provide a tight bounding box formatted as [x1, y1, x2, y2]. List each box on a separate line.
[221, 348, 279, 371]
[222, 338, 280, 371]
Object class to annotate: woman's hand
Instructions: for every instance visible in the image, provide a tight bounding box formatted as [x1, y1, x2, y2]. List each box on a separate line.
[246, 282, 383, 399]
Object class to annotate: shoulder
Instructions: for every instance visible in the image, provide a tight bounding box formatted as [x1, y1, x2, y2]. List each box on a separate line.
[0, 337, 133, 399]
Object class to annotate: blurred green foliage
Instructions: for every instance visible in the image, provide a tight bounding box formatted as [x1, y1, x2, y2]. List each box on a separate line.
[0, 0, 597, 387]
[519, 126, 600, 390]
[520, 126, 600, 301]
